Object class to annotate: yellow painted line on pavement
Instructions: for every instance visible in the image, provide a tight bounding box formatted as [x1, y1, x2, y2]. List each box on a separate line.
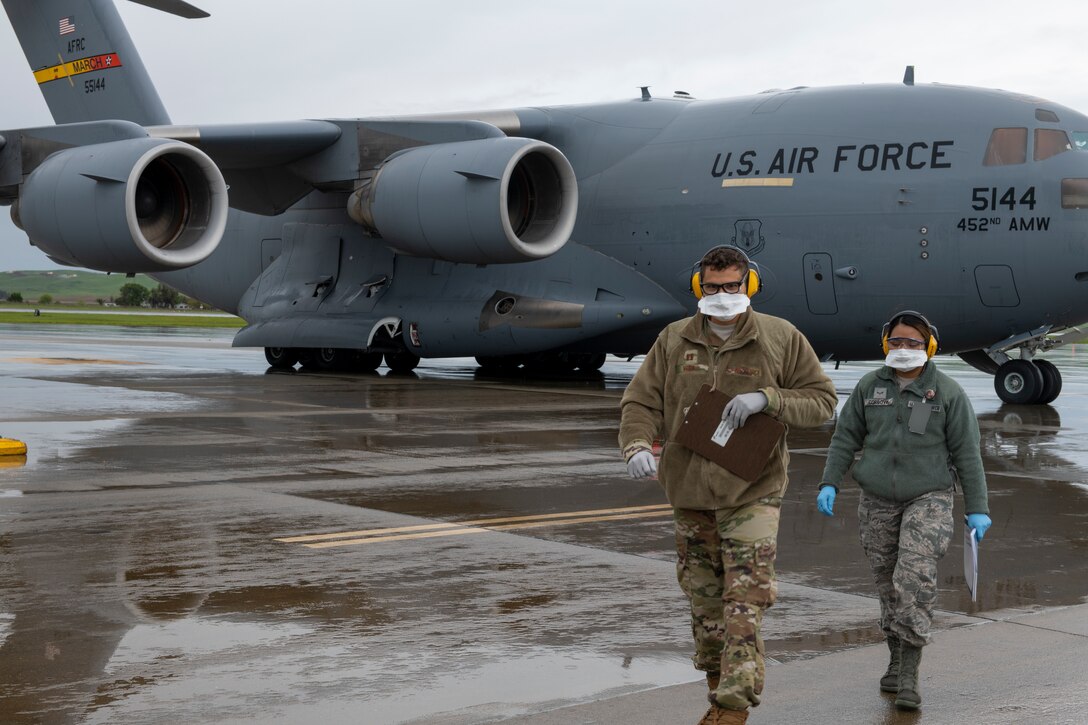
[278, 503, 674, 549]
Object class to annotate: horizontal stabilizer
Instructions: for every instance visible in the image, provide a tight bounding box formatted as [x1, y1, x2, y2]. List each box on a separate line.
[126, 0, 209, 19]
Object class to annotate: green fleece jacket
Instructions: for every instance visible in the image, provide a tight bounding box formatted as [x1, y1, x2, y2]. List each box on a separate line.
[619, 310, 837, 510]
[820, 361, 989, 514]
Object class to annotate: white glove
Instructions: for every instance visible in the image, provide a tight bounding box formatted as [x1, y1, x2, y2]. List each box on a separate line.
[722, 391, 768, 428]
[626, 450, 657, 479]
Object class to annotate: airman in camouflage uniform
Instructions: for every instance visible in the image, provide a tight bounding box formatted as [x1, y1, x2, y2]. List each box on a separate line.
[818, 311, 991, 711]
[621, 247, 837, 724]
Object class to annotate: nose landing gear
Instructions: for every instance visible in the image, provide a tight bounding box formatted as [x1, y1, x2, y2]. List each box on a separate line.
[962, 326, 1075, 405]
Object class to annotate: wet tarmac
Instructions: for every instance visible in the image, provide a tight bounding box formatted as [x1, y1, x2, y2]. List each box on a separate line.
[0, 324, 1085, 724]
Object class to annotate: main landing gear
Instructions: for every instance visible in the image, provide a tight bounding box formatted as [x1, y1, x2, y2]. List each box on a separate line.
[959, 326, 1078, 405]
[263, 347, 415, 373]
[475, 352, 607, 376]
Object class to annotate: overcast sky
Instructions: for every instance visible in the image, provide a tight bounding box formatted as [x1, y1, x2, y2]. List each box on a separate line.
[2, 0, 1086, 270]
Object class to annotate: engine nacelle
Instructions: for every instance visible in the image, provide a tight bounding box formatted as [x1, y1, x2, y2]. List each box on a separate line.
[348, 137, 577, 264]
[12, 137, 228, 272]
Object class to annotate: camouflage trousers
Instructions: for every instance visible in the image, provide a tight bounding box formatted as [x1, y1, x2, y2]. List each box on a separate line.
[858, 489, 954, 648]
[674, 498, 780, 710]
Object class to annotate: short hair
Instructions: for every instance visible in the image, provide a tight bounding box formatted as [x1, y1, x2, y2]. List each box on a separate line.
[700, 246, 749, 272]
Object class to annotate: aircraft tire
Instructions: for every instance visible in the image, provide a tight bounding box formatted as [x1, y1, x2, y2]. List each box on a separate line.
[354, 352, 383, 372]
[264, 346, 300, 369]
[524, 352, 576, 374]
[475, 355, 522, 372]
[1034, 359, 1062, 405]
[576, 353, 607, 372]
[315, 347, 352, 371]
[296, 348, 319, 370]
[385, 350, 420, 373]
[994, 359, 1044, 405]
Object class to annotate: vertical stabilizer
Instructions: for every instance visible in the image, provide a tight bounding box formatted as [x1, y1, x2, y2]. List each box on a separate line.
[1, 0, 172, 126]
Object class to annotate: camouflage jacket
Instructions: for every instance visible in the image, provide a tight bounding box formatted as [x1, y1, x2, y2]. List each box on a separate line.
[619, 310, 837, 510]
[820, 362, 989, 514]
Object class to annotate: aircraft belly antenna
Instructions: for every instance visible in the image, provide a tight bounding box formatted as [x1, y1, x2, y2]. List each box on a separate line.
[903, 65, 915, 86]
[640, 86, 651, 101]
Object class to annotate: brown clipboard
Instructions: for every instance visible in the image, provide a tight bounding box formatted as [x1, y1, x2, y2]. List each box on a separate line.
[674, 384, 786, 483]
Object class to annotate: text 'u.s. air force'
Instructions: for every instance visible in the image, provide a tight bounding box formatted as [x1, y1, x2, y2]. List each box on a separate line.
[711, 141, 955, 178]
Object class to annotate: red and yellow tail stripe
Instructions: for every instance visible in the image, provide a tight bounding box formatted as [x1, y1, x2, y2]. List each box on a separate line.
[34, 53, 122, 84]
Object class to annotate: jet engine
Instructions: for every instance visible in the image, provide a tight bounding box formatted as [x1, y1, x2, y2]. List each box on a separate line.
[12, 137, 228, 272]
[347, 137, 577, 264]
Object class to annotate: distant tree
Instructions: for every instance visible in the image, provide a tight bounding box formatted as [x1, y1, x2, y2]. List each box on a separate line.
[38, 294, 53, 305]
[96, 298, 105, 306]
[0, 290, 6, 300]
[7, 292, 22, 303]
[149, 283, 182, 309]
[117, 283, 150, 307]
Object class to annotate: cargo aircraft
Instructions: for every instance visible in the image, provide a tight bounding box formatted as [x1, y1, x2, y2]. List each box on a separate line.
[3, 0, 1088, 404]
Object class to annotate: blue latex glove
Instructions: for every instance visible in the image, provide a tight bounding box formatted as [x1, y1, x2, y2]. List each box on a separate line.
[722, 391, 768, 429]
[816, 485, 836, 516]
[967, 513, 992, 542]
[626, 450, 657, 479]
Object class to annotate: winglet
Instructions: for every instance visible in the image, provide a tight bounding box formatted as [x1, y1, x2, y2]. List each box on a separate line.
[126, 0, 209, 19]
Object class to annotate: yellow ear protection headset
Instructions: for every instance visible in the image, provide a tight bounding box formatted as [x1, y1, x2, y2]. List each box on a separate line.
[689, 245, 762, 299]
[881, 310, 940, 358]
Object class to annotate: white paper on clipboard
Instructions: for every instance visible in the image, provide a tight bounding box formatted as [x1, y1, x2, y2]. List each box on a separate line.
[710, 420, 735, 447]
[963, 525, 978, 602]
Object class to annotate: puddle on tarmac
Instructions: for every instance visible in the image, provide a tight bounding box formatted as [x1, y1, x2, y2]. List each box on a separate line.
[85, 626, 694, 724]
[0, 418, 132, 468]
[104, 617, 314, 666]
[0, 613, 13, 649]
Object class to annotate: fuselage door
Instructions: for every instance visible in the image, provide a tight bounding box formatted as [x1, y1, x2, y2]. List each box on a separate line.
[803, 252, 838, 315]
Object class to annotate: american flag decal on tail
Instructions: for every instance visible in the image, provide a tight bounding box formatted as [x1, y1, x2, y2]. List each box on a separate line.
[59, 17, 76, 35]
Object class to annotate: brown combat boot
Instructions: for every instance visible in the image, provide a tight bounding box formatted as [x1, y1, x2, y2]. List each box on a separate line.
[895, 644, 923, 709]
[696, 702, 749, 725]
[706, 671, 720, 693]
[880, 636, 901, 692]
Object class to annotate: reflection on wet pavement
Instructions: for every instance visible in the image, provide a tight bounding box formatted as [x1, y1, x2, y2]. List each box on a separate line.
[0, 326, 1086, 723]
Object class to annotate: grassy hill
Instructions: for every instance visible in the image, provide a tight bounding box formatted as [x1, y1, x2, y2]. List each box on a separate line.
[0, 270, 162, 304]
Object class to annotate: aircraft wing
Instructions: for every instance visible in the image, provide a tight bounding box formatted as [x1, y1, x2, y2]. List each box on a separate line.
[1, 114, 578, 273]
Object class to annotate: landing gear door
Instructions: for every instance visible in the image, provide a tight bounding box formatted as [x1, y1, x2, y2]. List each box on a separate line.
[248, 223, 342, 313]
[803, 252, 838, 315]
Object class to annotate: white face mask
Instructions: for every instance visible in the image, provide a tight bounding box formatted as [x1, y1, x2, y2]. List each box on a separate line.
[885, 349, 928, 371]
[698, 292, 750, 319]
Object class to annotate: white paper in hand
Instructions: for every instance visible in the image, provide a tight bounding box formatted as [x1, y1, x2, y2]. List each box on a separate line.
[711, 420, 734, 447]
[963, 525, 979, 602]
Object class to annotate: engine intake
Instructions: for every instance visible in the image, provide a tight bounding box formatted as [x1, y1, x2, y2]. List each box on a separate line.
[348, 137, 577, 264]
[12, 137, 228, 272]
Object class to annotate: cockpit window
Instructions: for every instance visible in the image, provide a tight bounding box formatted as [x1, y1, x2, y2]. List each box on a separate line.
[1035, 109, 1060, 123]
[1072, 132, 1088, 151]
[1035, 129, 1072, 161]
[1062, 179, 1088, 208]
[983, 128, 1027, 166]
